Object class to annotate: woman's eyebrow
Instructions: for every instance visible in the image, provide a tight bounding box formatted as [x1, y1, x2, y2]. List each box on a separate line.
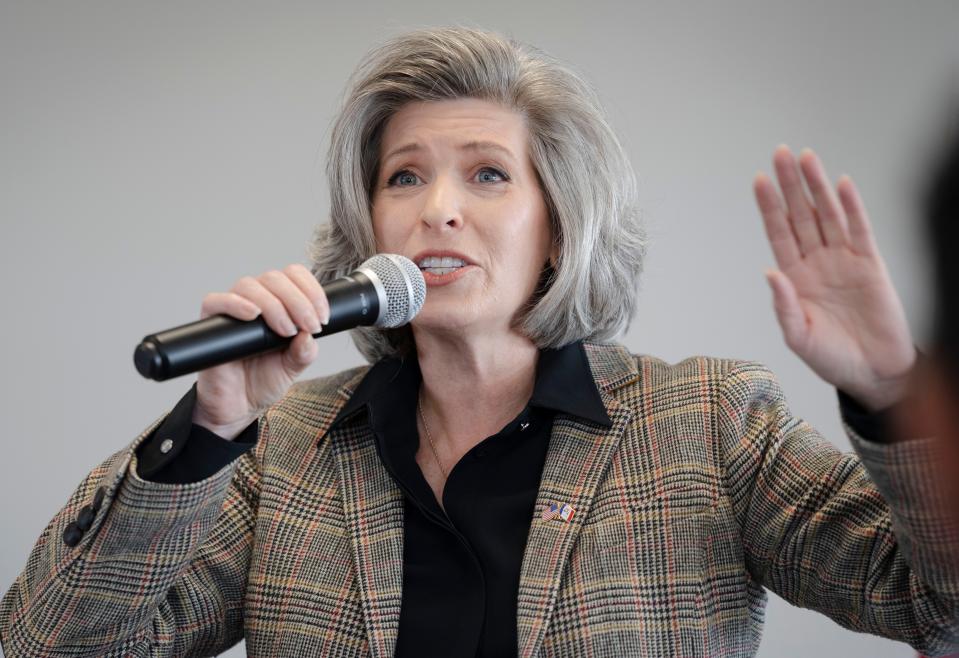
[459, 140, 517, 162]
[382, 142, 422, 163]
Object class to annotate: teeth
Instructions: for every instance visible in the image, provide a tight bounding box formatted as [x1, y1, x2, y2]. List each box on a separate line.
[423, 267, 459, 275]
[418, 256, 466, 268]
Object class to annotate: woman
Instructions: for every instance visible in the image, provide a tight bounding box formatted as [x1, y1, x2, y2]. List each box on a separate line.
[1, 27, 955, 658]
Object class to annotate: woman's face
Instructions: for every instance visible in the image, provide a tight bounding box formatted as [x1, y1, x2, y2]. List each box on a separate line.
[371, 97, 554, 338]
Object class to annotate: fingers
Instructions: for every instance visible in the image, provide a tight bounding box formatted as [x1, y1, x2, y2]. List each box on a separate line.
[766, 145, 858, 258]
[754, 172, 801, 270]
[200, 292, 261, 321]
[837, 174, 878, 257]
[231, 276, 300, 337]
[773, 145, 823, 256]
[202, 265, 327, 339]
[798, 148, 849, 247]
[283, 264, 331, 325]
[259, 269, 323, 335]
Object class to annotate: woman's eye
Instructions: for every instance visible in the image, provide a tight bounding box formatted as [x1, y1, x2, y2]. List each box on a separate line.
[476, 167, 508, 183]
[387, 170, 420, 187]
[386, 167, 507, 187]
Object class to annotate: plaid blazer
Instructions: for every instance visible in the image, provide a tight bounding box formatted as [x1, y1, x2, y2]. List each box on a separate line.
[2, 342, 957, 657]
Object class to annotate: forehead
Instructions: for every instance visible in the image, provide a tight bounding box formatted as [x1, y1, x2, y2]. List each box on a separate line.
[379, 98, 529, 159]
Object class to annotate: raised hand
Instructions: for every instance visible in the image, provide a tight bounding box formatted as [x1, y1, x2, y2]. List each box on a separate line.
[754, 145, 916, 411]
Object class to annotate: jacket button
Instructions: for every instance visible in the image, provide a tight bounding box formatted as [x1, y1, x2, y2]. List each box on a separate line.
[76, 504, 95, 531]
[91, 486, 106, 513]
[62, 521, 83, 547]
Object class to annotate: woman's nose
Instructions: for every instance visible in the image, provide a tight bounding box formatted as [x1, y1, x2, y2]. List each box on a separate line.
[420, 175, 463, 231]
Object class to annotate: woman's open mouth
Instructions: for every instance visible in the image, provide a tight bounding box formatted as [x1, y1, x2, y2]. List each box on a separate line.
[417, 256, 475, 286]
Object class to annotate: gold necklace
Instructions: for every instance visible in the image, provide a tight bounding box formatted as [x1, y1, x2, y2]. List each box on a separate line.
[417, 394, 449, 478]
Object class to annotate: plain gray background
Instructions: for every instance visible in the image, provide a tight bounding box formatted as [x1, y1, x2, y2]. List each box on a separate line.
[2, 1, 957, 656]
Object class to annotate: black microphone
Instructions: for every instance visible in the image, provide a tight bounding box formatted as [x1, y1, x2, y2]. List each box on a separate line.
[134, 254, 426, 381]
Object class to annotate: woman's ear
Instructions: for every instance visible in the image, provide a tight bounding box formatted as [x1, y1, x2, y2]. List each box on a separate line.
[548, 243, 560, 269]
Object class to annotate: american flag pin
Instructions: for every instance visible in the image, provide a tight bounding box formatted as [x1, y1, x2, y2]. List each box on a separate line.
[541, 501, 575, 522]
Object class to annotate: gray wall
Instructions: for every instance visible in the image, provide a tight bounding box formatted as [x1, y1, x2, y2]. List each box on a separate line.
[2, 1, 957, 656]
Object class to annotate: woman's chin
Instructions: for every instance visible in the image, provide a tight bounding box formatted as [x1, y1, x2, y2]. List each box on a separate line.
[412, 315, 479, 335]
[410, 305, 493, 337]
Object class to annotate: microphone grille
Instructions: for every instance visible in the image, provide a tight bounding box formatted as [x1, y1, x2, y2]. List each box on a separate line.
[360, 254, 426, 328]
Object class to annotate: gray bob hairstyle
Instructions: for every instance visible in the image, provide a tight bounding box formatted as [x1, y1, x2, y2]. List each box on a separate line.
[309, 26, 646, 363]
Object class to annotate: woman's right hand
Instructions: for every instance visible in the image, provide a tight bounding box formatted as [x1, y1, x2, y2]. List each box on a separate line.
[192, 264, 330, 440]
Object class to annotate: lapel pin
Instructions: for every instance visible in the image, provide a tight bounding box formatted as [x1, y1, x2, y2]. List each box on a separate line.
[541, 501, 576, 522]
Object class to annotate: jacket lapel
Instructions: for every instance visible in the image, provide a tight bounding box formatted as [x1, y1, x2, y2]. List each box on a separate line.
[516, 342, 638, 658]
[326, 377, 405, 658]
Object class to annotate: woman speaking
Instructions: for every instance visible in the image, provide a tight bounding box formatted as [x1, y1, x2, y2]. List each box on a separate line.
[1, 27, 956, 658]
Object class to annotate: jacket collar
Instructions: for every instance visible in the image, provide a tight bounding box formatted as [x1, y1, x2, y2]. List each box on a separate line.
[326, 339, 613, 436]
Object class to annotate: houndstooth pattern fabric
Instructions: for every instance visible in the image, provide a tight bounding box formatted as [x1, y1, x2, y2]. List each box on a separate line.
[1, 342, 957, 657]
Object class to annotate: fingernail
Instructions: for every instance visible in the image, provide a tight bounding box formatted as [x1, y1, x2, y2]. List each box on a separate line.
[313, 300, 328, 324]
[284, 323, 298, 337]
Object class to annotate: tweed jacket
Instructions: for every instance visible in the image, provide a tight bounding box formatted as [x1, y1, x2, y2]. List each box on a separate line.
[1, 342, 957, 657]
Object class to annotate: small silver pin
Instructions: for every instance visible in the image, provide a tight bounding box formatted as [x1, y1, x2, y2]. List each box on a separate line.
[159, 438, 174, 454]
[520, 422, 530, 431]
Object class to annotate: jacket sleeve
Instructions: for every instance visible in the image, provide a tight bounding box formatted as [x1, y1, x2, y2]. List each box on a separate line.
[0, 406, 266, 657]
[717, 361, 959, 656]
[135, 384, 258, 484]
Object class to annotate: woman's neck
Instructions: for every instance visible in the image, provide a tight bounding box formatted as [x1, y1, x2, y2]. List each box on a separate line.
[413, 327, 539, 455]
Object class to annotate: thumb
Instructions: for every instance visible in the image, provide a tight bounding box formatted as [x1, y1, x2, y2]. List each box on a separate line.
[765, 269, 808, 352]
[280, 330, 319, 377]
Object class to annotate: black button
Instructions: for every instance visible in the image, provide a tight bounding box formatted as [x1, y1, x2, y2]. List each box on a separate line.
[91, 486, 105, 513]
[62, 521, 83, 547]
[76, 504, 95, 531]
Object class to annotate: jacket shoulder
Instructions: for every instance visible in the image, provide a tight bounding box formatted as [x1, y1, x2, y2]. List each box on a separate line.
[616, 349, 781, 408]
[261, 364, 371, 437]
[289, 365, 371, 401]
[619, 347, 761, 383]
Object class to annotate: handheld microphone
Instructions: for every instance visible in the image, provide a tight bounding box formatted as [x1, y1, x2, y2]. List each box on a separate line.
[133, 254, 426, 381]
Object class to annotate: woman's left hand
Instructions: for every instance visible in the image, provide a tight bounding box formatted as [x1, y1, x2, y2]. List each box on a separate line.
[753, 145, 917, 412]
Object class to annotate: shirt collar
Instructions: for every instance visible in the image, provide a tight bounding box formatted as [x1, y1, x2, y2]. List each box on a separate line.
[329, 339, 612, 430]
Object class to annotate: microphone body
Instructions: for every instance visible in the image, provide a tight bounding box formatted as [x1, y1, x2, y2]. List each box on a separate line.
[134, 255, 425, 381]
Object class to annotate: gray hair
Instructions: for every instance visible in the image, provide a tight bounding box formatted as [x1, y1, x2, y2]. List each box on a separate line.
[309, 26, 646, 363]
